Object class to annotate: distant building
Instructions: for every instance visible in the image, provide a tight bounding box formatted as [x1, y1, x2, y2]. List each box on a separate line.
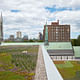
[23, 35, 28, 40]
[0, 12, 3, 41]
[39, 32, 43, 40]
[43, 20, 70, 42]
[9, 35, 14, 41]
[16, 31, 22, 39]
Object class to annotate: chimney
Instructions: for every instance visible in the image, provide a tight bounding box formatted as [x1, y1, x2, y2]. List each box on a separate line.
[51, 20, 59, 25]
[57, 20, 59, 25]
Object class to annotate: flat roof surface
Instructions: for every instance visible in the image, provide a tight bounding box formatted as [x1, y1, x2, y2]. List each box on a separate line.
[45, 42, 73, 50]
[73, 46, 80, 57]
[1, 42, 73, 50]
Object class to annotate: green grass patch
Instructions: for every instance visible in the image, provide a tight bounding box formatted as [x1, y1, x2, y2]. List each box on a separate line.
[0, 71, 25, 80]
[0, 53, 11, 63]
[54, 61, 80, 80]
[0, 53, 14, 70]
[55, 61, 73, 68]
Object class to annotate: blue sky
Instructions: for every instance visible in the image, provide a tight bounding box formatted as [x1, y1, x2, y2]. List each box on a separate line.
[45, 7, 72, 12]
[11, 10, 21, 13]
[71, 32, 80, 39]
[0, 0, 80, 39]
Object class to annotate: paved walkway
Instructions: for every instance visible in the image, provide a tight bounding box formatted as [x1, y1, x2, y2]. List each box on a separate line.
[34, 46, 47, 80]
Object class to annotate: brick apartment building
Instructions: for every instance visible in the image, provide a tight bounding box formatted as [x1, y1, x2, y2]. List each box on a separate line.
[43, 20, 70, 42]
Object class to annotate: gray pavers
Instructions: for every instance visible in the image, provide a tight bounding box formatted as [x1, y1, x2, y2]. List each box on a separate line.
[34, 46, 47, 80]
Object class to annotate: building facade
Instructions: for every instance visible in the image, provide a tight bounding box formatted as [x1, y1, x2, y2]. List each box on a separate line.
[9, 35, 14, 41]
[0, 13, 3, 41]
[38, 32, 43, 40]
[16, 31, 22, 39]
[23, 35, 28, 40]
[43, 20, 70, 42]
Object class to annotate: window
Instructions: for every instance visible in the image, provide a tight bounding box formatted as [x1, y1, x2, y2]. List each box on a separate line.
[67, 28, 69, 32]
[56, 36, 58, 39]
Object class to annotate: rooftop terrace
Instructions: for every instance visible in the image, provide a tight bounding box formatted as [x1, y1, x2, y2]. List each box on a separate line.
[0, 42, 80, 80]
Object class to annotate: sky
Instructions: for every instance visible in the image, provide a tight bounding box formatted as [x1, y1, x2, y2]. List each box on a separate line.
[0, 0, 80, 39]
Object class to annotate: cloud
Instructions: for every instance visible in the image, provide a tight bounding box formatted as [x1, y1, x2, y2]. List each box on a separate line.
[53, 10, 80, 32]
[0, 0, 80, 39]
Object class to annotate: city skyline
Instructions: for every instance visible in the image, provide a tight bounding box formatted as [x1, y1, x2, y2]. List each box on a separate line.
[0, 0, 80, 39]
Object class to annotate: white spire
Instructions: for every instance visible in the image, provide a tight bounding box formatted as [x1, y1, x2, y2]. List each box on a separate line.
[0, 12, 2, 23]
[0, 12, 3, 41]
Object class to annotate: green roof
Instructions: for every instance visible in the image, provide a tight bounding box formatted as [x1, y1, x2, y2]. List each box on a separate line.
[2, 42, 73, 50]
[73, 46, 80, 57]
[45, 42, 73, 50]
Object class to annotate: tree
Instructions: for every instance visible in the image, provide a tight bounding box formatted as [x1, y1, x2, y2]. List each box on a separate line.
[77, 35, 80, 46]
[71, 39, 77, 46]
[78, 35, 80, 40]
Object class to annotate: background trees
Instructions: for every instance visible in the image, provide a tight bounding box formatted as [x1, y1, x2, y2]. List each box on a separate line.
[71, 35, 80, 46]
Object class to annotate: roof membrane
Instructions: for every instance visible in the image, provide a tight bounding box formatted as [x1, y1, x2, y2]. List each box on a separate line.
[45, 42, 73, 50]
[74, 46, 80, 57]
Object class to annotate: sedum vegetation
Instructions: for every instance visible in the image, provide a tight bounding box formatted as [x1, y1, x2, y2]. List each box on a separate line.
[0, 45, 38, 80]
[54, 61, 80, 80]
[12, 53, 37, 72]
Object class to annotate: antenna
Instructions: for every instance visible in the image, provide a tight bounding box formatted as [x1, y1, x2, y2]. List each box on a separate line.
[45, 18, 48, 25]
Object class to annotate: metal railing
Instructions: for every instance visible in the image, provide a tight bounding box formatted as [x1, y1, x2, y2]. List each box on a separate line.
[41, 45, 63, 80]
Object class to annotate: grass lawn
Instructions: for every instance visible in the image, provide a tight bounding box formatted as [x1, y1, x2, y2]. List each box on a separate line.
[0, 45, 38, 80]
[0, 71, 25, 80]
[54, 61, 80, 80]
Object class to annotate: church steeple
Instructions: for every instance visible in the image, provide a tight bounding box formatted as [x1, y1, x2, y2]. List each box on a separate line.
[0, 12, 2, 24]
[0, 12, 3, 23]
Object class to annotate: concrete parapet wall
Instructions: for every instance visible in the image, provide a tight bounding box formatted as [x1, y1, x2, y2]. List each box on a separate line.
[35, 45, 63, 80]
[41, 45, 63, 80]
[34, 46, 47, 80]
